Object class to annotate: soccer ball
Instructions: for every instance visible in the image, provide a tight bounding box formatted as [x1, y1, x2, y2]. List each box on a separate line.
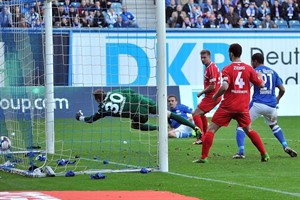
[0, 136, 11, 151]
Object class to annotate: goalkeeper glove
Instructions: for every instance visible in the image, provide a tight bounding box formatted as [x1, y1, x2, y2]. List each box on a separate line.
[75, 110, 83, 121]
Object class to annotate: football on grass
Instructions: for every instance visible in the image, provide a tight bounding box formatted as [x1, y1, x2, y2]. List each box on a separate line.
[0, 136, 11, 151]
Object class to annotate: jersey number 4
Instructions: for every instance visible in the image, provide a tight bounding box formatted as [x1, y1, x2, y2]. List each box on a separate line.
[235, 71, 245, 89]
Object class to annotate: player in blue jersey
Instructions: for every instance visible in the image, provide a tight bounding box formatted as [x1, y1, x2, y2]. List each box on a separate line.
[167, 95, 195, 138]
[233, 53, 297, 159]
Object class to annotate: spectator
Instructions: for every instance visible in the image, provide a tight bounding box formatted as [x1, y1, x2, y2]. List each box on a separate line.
[258, 0, 271, 20]
[235, 17, 245, 28]
[183, 0, 195, 16]
[244, 16, 257, 28]
[234, 1, 244, 19]
[203, 0, 217, 16]
[205, 13, 219, 28]
[92, 0, 102, 11]
[68, 5, 77, 25]
[18, 16, 28, 28]
[63, 0, 72, 14]
[195, 15, 205, 28]
[270, 0, 284, 20]
[52, 0, 59, 18]
[166, 0, 178, 8]
[33, 18, 44, 28]
[202, 10, 211, 25]
[120, 5, 138, 27]
[195, 4, 203, 17]
[60, 15, 70, 27]
[224, 5, 239, 27]
[86, 0, 95, 9]
[219, 16, 233, 28]
[182, 16, 193, 27]
[241, 1, 250, 18]
[93, 9, 108, 27]
[188, 5, 201, 25]
[86, 10, 95, 27]
[53, 4, 68, 25]
[245, 2, 259, 19]
[254, 0, 264, 7]
[171, 4, 187, 27]
[77, 0, 89, 17]
[34, 0, 43, 16]
[106, 8, 118, 27]
[216, 12, 224, 24]
[21, 3, 30, 15]
[0, 6, 12, 27]
[72, 16, 82, 28]
[100, 0, 112, 12]
[113, 15, 128, 27]
[261, 13, 277, 27]
[166, 0, 177, 26]
[80, 10, 89, 27]
[25, 6, 39, 28]
[12, 5, 23, 27]
[282, 0, 299, 21]
[218, 0, 231, 17]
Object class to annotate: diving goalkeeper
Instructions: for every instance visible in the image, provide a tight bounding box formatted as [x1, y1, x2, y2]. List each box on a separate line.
[75, 88, 201, 136]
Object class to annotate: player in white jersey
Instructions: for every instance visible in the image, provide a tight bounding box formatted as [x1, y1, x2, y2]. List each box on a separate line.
[233, 53, 297, 159]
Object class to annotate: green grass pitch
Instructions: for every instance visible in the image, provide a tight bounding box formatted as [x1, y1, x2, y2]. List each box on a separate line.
[0, 116, 299, 200]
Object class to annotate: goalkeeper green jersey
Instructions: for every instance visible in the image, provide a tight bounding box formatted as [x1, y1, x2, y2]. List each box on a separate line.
[83, 88, 157, 123]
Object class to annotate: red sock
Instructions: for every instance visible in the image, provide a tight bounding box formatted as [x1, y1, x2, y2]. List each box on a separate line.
[247, 130, 266, 155]
[193, 115, 203, 133]
[201, 115, 208, 134]
[201, 131, 215, 159]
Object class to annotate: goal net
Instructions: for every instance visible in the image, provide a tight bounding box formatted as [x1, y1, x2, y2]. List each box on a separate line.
[0, 0, 167, 177]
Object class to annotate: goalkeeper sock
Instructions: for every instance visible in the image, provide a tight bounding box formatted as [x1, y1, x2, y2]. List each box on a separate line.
[170, 113, 195, 129]
[236, 127, 246, 155]
[272, 125, 288, 148]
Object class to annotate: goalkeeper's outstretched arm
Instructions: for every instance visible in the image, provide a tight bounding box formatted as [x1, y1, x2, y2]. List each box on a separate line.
[75, 110, 104, 123]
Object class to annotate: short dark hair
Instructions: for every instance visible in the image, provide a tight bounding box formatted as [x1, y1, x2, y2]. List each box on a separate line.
[229, 43, 242, 58]
[167, 95, 178, 101]
[251, 53, 264, 64]
[200, 49, 211, 56]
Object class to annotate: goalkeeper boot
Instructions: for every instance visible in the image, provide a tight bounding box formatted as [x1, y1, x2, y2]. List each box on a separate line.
[193, 127, 202, 145]
[261, 153, 270, 162]
[193, 158, 208, 163]
[284, 147, 297, 157]
[193, 138, 203, 145]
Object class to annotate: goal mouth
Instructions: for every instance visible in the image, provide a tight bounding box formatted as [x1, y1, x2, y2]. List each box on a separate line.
[0, 0, 166, 177]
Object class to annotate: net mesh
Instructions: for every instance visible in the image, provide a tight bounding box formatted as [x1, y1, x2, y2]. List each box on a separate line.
[0, 0, 160, 177]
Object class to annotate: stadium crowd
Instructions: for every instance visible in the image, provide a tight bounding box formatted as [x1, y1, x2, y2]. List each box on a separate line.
[166, 0, 300, 28]
[0, 0, 139, 28]
[0, 0, 299, 28]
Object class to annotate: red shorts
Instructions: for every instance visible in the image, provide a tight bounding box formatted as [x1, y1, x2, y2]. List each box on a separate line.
[211, 107, 251, 128]
[198, 96, 221, 113]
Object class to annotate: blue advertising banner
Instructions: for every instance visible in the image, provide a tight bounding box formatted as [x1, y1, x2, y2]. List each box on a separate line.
[0, 86, 180, 119]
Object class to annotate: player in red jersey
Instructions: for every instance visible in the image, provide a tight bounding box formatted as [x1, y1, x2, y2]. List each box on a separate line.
[193, 43, 270, 163]
[192, 50, 221, 145]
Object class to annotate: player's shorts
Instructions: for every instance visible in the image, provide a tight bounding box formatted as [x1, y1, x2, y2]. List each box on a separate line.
[250, 102, 277, 125]
[197, 96, 221, 113]
[173, 125, 193, 138]
[211, 107, 251, 128]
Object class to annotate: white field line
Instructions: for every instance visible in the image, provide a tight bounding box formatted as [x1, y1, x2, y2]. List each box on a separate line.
[168, 171, 300, 198]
